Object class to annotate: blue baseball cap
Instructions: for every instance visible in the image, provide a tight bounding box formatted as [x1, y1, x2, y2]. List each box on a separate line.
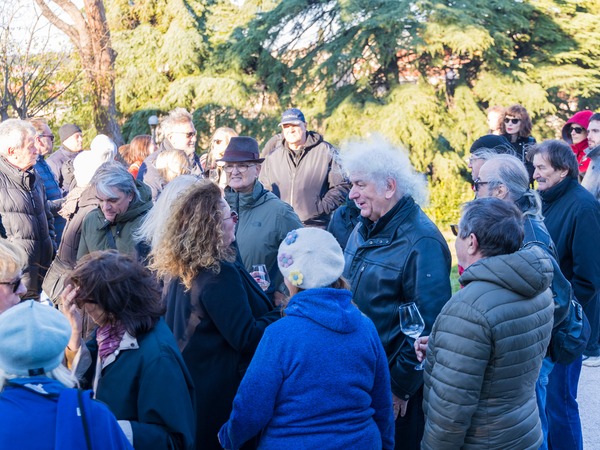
[279, 108, 306, 126]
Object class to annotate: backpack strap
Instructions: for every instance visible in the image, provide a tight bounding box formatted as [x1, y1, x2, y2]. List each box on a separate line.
[55, 388, 93, 450]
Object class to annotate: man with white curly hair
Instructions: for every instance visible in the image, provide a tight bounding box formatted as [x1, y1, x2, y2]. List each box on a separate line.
[341, 138, 451, 450]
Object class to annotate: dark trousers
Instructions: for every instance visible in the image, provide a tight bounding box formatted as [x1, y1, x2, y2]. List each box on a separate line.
[394, 386, 424, 450]
[583, 296, 600, 356]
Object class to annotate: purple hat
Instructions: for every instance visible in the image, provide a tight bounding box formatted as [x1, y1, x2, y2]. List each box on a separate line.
[278, 108, 306, 126]
[217, 136, 265, 163]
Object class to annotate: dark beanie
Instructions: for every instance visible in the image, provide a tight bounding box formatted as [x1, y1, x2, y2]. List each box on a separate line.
[470, 135, 513, 154]
[59, 124, 82, 143]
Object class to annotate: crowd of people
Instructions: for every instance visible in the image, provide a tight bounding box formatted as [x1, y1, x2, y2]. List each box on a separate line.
[0, 102, 599, 450]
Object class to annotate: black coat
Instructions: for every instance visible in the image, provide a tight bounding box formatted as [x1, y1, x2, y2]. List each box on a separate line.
[163, 259, 279, 450]
[80, 320, 196, 450]
[540, 177, 600, 307]
[343, 196, 452, 400]
[0, 156, 55, 298]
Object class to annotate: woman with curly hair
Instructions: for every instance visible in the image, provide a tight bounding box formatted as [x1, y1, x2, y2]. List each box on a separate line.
[150, 180, 279, 450]
[502, 104, 537, 182]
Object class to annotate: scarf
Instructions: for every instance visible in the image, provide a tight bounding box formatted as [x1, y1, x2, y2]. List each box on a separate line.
[96, 322, 127, 362]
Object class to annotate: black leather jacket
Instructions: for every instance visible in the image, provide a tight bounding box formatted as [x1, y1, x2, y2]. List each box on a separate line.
[343, 196, 451, 400]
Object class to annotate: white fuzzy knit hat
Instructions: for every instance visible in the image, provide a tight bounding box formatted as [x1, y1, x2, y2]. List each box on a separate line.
[0, 300, 71, 376]
[277, 228, 345, 290]
[73, 134, 117, 187]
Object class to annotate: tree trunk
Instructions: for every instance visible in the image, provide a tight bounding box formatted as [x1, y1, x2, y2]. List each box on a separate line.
[33, 0, 123, 145]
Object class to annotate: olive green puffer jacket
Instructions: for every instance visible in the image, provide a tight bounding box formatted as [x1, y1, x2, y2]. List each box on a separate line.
[422, 245, 554, 450]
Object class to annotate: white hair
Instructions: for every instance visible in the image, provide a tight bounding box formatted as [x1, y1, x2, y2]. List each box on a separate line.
[0, 365, 78, 392]
[339, 135, 429, 206]
[135, 175, 199, 249]
[0, 119, 36, 154]
[160, 107, 193, 136]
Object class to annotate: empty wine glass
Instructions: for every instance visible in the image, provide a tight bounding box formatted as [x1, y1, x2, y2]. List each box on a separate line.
[399, 302, 426, 370]
[251, 264, 270, 291]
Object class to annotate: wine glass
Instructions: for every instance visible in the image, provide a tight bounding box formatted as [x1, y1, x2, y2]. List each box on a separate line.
[251, 264, 270, 291]
[399, 302, 426, 370]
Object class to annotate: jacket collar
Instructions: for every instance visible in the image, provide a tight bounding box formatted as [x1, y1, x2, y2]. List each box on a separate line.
[0, 155, 36, 190]
[539, 177, 578, 205]
[224, 180, 268, 211]
[358, 195, 414, 242]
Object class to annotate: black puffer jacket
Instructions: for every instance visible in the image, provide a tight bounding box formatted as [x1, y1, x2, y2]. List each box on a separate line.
[343, 195, 451, 400]
[422, 246, 554, 449]
[0, 156, 55, 299]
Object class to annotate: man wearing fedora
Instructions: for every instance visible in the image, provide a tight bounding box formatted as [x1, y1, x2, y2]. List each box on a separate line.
[220, 136, 302, 304]
[260, 108, 349, 228]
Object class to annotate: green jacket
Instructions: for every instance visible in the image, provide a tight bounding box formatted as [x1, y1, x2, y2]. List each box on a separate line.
[225, 181, 302, 296]
[77, 181, 152, 260]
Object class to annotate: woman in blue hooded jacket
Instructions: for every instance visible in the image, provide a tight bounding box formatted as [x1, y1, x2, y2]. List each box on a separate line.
[219, 228, 394, 450]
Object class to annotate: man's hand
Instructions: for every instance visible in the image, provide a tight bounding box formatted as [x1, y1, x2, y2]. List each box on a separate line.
[392, 394, 409, 420]
[414, 335, 429, 362]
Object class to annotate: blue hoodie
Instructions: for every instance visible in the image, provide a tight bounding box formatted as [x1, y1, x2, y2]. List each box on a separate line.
[219, 288, 395, 449]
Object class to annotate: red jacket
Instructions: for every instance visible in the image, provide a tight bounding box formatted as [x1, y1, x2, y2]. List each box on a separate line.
[562, 110, 594, 175]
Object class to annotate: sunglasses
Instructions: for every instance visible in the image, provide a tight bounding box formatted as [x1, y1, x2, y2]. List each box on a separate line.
[450, 224, 459, 237]
[173, 131, 197, 139]
[38, 134, 55, 142]
[0, 276, 22, 293]
[224, 210, 239, 224]
[504, 118, 521, 124]
[569, 126, 586, 135]
[473, 178, 490, 192]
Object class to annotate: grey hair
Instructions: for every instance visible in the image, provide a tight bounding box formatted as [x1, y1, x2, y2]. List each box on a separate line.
[0, 365, 78, 392]
[91, 161, 140, 202]
[160, 107, 194, 136]
[484, 154, 542, 217]
[471, 147, 511, 162]
[458, 198, 524, 257]
[340, 136, 429, 206]
[0, 119, 36, 155]
[135, 175, 199, 249]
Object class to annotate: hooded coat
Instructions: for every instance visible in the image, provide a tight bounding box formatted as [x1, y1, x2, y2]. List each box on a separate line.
[422, 246, 554, 450]
[218, 288, 395, 450]
[561, 110, 594, 176]
[224, 181, 302, 297]
[77, 181, 152, 261]
[0, 155, 55, 299]
[259, 131, 349, 227]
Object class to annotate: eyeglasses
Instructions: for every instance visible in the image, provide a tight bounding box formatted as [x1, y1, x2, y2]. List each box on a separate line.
[38, 134, 55, 142]
[172, 131, 197, 139]
[570, 126, 586, 135]
[224, 210, 238, 224]
[504, 118, 520, 125]
[450, 224, 459, 237]
[473, 178, 490, 192]
[223, 163, 256, 173]
[0, 276, 22, 293]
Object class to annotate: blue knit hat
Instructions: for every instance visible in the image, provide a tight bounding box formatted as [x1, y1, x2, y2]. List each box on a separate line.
[0, 300, 71, 376]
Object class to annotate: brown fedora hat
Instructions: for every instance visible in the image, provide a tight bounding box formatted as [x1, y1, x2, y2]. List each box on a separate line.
[217, 136, 265, 163]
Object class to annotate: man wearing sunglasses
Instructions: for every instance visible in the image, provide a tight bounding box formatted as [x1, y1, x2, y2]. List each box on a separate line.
[561, 110, 594, 179]
[0, 119, 55, 301]
[29, 118, 66, 244]
[137, 107, 203, 200]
